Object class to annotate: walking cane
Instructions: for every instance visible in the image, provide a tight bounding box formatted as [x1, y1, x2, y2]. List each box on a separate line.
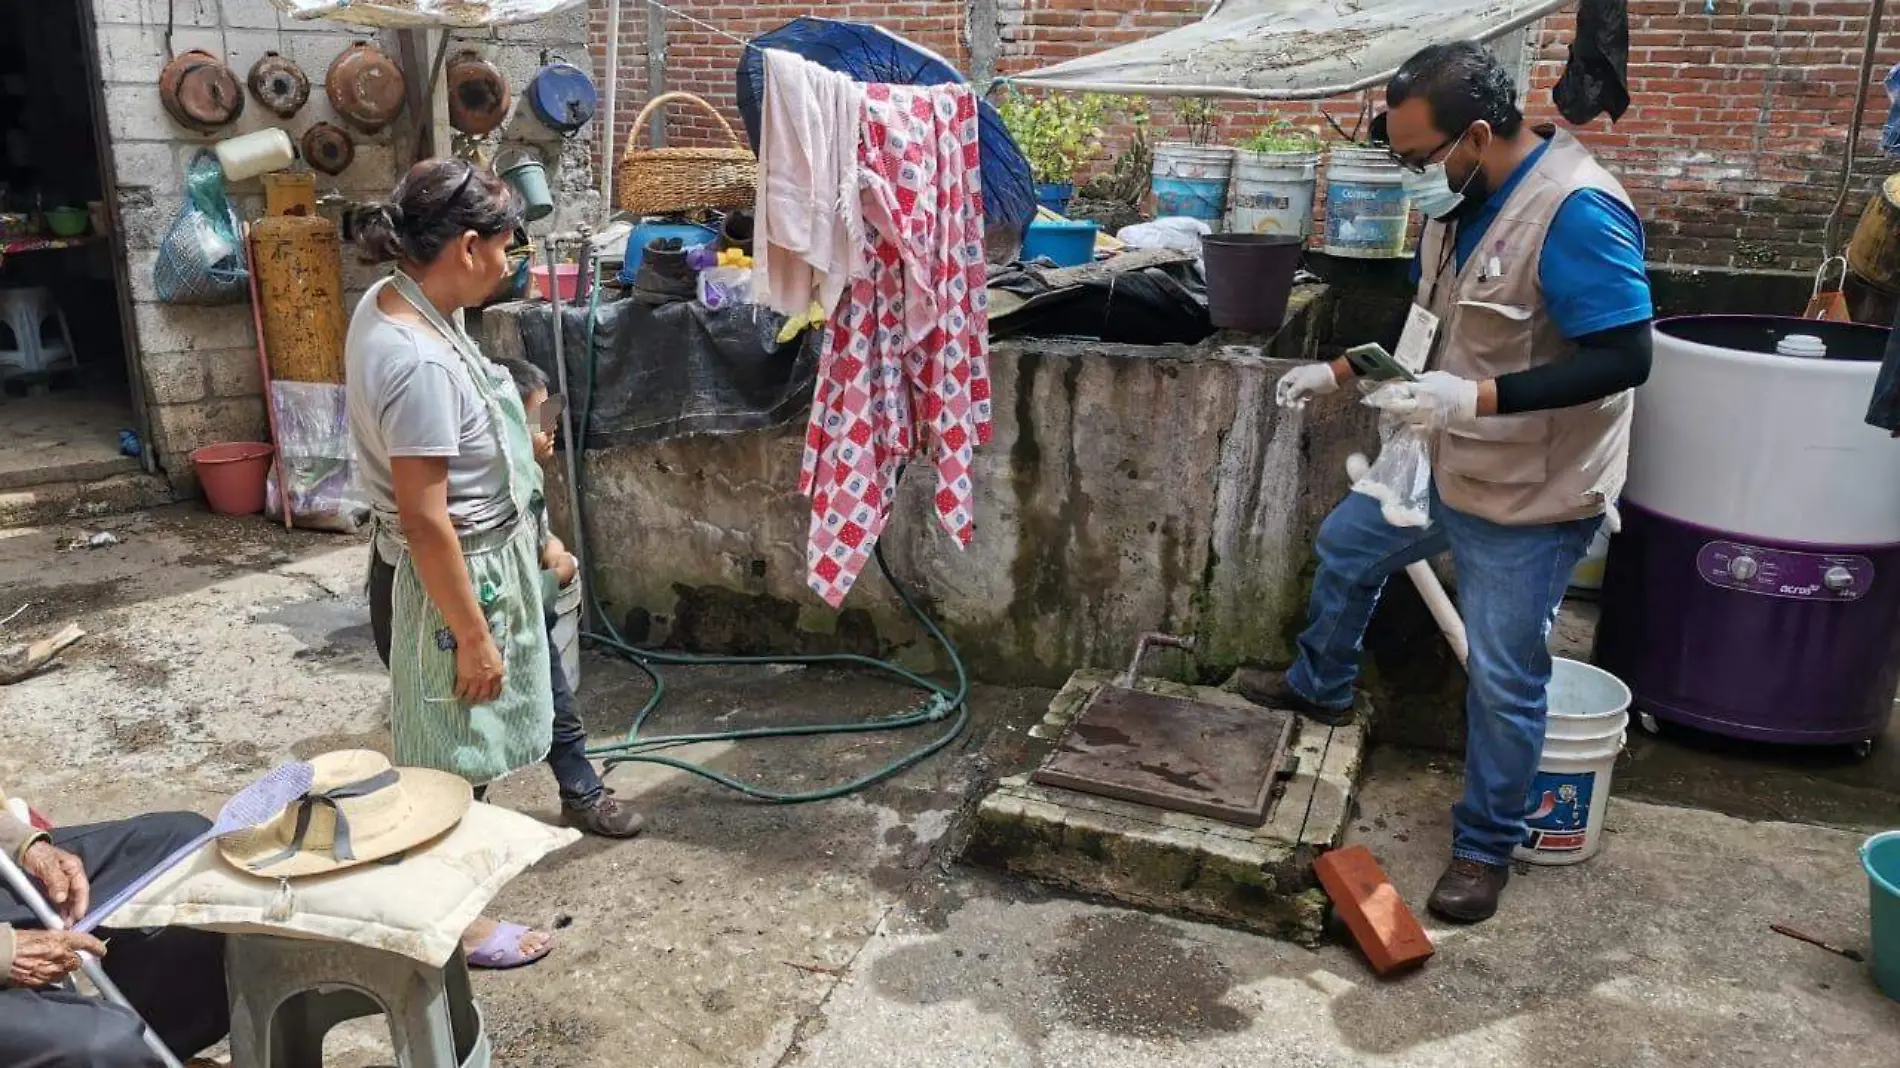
[0, 848, 184, 1068]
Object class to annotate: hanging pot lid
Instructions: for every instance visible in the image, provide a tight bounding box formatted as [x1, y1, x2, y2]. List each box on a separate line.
[247, 51, 310, 119]
[527, 60, 597, 134]
[301, 122, 356, 176]
[446, 51, 511, 136]
[158, 49, 245, 132]
[326, 40, 407, 132]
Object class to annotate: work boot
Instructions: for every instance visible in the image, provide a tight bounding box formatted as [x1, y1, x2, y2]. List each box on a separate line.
[1234, 667, 1355, 727]
[1426, 857, 1511, 923]
[631, 238, 698, 305]
[562, 790, 646, 838]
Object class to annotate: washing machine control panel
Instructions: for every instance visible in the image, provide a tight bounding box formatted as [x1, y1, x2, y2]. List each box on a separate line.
[1696, 542, 1872, 601]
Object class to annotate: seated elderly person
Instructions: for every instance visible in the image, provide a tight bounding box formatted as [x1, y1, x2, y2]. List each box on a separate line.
[0, 796, 228, 1067]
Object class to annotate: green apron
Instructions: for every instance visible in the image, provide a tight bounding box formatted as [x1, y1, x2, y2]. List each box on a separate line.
[380, 272, 552, 785]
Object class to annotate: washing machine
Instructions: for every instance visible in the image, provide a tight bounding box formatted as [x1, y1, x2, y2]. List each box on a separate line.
[1595, 315, 1900, 754]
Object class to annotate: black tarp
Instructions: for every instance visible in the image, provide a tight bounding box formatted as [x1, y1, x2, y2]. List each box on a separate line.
[515, 295, 818, 447]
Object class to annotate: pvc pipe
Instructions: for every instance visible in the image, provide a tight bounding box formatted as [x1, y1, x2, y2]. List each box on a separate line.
[0, 849, 184, 1068]
[601, 0, 620, 211]
[1345, 453, 1468, 666]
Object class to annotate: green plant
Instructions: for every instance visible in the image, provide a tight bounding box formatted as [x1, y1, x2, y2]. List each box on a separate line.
[999, 93, 1117, 186]
[1171, 97, 1221, 146]
[1240, 118, 1321, 155]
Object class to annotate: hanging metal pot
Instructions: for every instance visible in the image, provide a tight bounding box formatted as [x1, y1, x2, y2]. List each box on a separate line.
[446, 51, 511, 137]
[326, 40, 407, 133]
[158, 48, 244, 132]
[247, 51, 310, 119]
[527, 59, 597, 135]
[301, 122, 356, 176]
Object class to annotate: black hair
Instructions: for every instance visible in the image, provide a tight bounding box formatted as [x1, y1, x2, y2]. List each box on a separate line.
[1386, 41, 1524, 140]
[352, 157, 525, 265]
[494, 357, 548, 401]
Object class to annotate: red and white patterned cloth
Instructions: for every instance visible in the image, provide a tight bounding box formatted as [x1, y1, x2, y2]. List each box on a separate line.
[799, 82, 991, 606]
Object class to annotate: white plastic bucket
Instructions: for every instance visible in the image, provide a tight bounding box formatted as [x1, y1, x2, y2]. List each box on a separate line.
[552, 577, 583, 692]
[1227, 150, 1319, 238]
[1151, 143, 1235, 223]
[1514, 657, 1630, 866]
[1323, 148, 1411, 258]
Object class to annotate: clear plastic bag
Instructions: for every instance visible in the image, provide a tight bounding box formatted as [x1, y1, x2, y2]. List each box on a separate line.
[264, 382, 370, 533]
[153, 151, 249, 306]
[1351, 385, 1436, 528]
[697, 266, 753, 310]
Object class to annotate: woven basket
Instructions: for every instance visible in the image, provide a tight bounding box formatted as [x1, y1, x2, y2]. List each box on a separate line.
[616, 92, 757, 216]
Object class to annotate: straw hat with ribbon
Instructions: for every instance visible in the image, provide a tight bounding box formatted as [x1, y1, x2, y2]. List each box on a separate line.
[218, 750, 472, 878]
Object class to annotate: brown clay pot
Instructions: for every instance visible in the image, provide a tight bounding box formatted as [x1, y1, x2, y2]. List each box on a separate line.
[158, 49, 244, 132]
[247, 51, 310, 119]
[300, 122, 356, 176]
[446, 51, 511, 137]
[325, 40, 406, 132]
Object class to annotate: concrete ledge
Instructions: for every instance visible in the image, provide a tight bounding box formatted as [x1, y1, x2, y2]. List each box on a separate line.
[962, 669, 1366, 945]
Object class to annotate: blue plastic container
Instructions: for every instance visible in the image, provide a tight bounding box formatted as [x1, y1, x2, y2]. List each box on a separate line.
[1863, 831, 1900, 1001]
[1021, 219, 1098, 268]
[1034, 182, 1075, 215]
[616, 221, 719, 284]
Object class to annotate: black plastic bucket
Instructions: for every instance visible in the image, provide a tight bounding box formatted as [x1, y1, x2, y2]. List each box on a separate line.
[1203, 233, 1303, 334]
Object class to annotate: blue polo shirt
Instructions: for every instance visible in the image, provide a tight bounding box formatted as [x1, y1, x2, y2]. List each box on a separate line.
[1408, 141, 1652, 340]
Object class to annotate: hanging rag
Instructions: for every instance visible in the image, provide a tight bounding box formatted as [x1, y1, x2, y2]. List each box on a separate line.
[1553, 0, 1631, 125]
[1884, 61, 1900, 158]
[800, 81, 992, 607]
[754, 48, 867, 329]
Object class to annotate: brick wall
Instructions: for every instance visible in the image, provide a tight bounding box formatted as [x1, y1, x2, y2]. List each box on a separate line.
[591, 0, 1895, 273]
[94, 0, 591, 489]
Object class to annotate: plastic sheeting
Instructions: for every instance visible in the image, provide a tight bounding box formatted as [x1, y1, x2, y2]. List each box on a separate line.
[735, 18, 1037, 247]
[267, 0, 581, 28]
[1008, 0, 1570, 99]
[515, 297, 818, 448]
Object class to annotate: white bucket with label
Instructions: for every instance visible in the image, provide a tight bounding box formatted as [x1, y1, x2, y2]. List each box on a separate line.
[1227, 149, 1319, 238]
[1151, 143, 1236, 223]
[1323, 147, 1412, 258]
[1513, 657, 1630, 866]
[552, 577, 583, 692]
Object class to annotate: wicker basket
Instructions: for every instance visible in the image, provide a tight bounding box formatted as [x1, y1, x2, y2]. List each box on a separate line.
[616, 92, 758, 216]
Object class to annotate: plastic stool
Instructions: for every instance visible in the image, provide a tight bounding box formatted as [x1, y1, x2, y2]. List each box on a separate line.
[224, 934, 491, 1068]
[0, 286, 75, 380]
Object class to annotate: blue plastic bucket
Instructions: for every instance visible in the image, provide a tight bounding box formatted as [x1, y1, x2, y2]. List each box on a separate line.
[1150, 143, 1234, 223]
[1021, 218, 1098, 267]
[1034, 182, 1075, 215]
[1863, 830, 1900, 1001]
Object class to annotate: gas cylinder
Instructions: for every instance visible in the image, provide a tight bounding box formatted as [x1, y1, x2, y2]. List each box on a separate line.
[251, 197, 346, 385]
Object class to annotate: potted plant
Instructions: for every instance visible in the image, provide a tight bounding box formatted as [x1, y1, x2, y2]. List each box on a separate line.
[999, 93, 1116, 215]
[1150, 97, 1234, 223]
[1238, 118, 1321, 157]
[1229, 118, 1324, 239]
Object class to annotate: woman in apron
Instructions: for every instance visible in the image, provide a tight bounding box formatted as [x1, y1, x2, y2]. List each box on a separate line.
[344, 159, 556, 969]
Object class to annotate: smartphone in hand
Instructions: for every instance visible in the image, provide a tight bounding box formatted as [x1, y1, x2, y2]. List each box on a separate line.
[1343, 343, 1418, 383]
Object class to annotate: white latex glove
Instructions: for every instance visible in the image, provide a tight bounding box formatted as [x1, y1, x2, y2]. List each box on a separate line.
[1276, 362, 1341, 409]
[1381, 371, 1481, 428]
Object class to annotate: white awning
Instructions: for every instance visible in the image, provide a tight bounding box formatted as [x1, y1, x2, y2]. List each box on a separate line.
[268, 0, 583, 28]
[1007, 0, 1570, 100]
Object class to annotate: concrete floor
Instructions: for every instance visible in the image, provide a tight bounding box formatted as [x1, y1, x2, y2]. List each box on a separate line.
[0, 388, 139, 490]
[0, 506, 1895, 1066]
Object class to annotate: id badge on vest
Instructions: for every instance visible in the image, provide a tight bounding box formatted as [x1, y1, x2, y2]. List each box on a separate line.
[1394, 303, 1440, 375]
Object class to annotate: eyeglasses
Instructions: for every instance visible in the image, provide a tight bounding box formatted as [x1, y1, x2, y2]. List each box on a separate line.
[1388, 133, 1459, 174]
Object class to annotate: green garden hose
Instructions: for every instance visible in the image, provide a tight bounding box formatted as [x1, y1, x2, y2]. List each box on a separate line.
[570, 264, 972, 802]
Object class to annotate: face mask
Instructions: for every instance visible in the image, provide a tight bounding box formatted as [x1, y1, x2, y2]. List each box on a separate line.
[1401, 130, 1479, 220]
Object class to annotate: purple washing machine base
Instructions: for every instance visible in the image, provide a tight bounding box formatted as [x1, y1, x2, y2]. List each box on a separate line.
[1595, 502, 1900, 746]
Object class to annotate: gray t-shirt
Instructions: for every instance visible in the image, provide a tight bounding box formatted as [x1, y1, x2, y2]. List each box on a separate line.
[345, 279, 515, 561]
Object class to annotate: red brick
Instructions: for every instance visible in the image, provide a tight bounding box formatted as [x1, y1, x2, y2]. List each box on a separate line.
[1312, 846, 1435, 977]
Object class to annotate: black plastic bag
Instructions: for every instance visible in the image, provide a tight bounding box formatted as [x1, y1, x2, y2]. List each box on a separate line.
[1553, 0, 1631, 126]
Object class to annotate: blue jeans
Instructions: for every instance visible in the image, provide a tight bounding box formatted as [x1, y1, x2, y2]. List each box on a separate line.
[1285, 486, 1601, 865]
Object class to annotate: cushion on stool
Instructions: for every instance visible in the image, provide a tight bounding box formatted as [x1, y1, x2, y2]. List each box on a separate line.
[102, 802, 580, 967]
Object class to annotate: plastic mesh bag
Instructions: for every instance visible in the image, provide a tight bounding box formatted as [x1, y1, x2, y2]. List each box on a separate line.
[1351, 384, 1435, 528]
[264, 382, 369, 533]
[154, 151, 249, 306]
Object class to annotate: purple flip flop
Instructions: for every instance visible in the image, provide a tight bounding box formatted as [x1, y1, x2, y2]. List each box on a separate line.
[467, 922, 554, 970]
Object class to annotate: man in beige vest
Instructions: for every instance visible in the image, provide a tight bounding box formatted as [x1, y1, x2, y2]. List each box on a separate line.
[1249, 41, 1654, 922]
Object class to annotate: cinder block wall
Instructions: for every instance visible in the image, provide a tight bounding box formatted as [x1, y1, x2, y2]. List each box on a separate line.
[93, 0, 596, 491]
